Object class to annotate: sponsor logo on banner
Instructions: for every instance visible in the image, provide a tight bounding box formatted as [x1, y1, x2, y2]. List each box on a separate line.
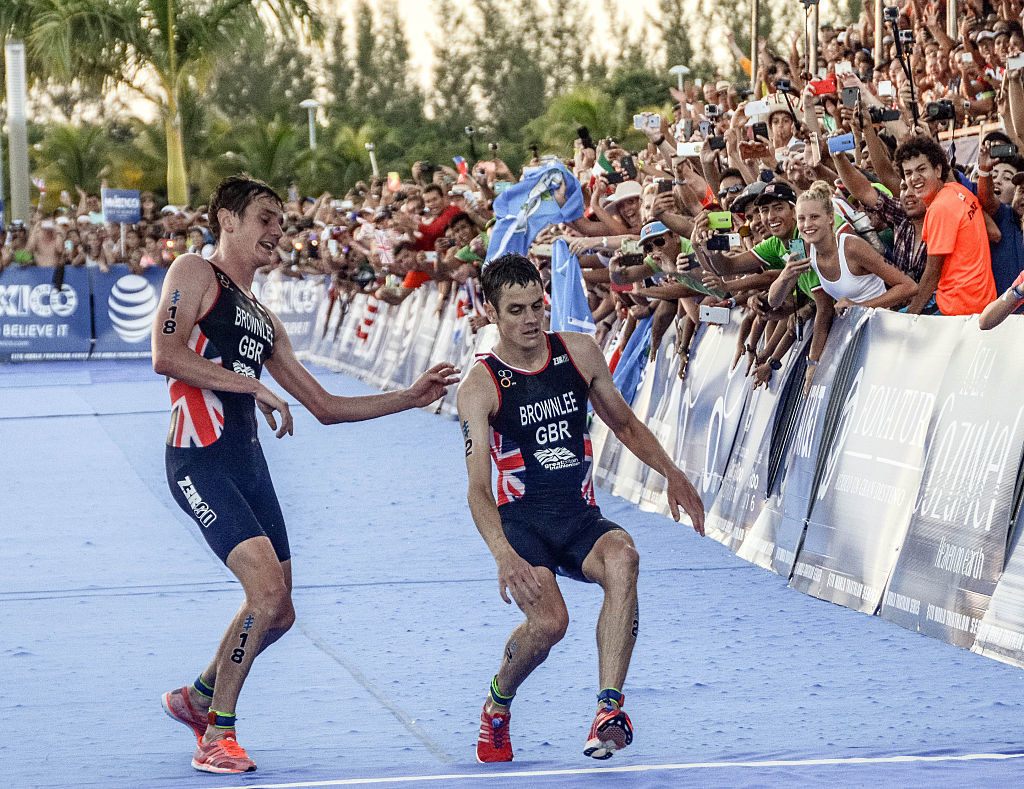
[108, 275, 159, 342]
[534, 446, 579, 470]
[257, 277, 321, 314]
[0, 282, 78, 318]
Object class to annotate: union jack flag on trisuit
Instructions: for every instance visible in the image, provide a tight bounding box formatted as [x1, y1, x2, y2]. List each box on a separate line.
[490, 428, 525, 505]
[167, 327, 224, 447]
[581, 436, 595, 505]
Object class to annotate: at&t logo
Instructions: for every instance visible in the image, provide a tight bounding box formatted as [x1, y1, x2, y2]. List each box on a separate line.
[108, 274, 158, 343]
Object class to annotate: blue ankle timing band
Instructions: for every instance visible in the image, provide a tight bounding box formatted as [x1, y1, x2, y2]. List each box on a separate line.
[209, 710, 236, 729]
[490, 676, 515, 707]
[597, 688, 624, 709]
[193, 676, 215, 699]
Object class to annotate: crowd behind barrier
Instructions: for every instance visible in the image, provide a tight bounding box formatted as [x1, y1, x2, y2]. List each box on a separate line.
[300, 280, 1024, 671]
[8, 0, 1024, 673]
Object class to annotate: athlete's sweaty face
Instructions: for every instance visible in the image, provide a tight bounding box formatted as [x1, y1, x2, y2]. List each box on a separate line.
[231, 196, 283, 266]
[490, 280, 545, 352]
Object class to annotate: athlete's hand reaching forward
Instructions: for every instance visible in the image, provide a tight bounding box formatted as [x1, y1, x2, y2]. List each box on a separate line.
[665, 467, 705, 535]
[496, 549, 545, 607]
[255, 383, 293, 438]
[406, 362, 461, 408]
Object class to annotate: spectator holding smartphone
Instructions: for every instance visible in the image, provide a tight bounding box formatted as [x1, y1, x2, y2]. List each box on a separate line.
[895, 135, 996, 315]
[785, 181, 917, 392]
[975, 136, 1024, 293]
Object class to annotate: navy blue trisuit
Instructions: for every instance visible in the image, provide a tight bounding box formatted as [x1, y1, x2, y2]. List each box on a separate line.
[479, 331, 623, 582]
[163, 262, 290, 564]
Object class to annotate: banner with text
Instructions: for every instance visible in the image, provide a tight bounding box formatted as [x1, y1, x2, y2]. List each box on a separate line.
[252, 271, 329, 354]
[790, 312, 962, 613]
[880, 319, 1024, 647]
[91, 266, 166, 358]
[0, 266, 92, 360]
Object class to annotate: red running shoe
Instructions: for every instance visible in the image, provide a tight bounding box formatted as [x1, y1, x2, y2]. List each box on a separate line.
[191, 732, 257, 773]
[476, 705, 513, 763]
[583, 705, 633, 759]
[161, 686, 207, 742]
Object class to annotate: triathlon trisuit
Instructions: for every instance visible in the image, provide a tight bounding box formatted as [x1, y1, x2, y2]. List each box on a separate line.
[479, 332, 622, 581]
[163, 262, 289, 563]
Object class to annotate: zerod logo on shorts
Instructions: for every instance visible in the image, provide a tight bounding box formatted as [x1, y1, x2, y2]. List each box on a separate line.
[177, 475, 217, 527]
[534, 446, 579, 470]
[108, 275, 158, 343]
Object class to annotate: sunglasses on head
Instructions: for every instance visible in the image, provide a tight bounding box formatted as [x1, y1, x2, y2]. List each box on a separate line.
[642, 236, 667, 253]
[718, 184, 745, 197]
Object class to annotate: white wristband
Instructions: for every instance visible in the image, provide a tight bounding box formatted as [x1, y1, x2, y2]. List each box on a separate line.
[977, 169, 992, 178]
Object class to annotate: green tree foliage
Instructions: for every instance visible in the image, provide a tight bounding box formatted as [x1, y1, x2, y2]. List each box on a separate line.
[207, 38, 317, 128]
[34, 123, 110, 194]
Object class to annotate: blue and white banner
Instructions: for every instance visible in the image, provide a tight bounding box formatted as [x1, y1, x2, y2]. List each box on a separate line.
[101, 188, 141, 225]
[550, 239, 596, 335]
[485, 163, 584, 262]
[252, 272, 329, 354]
[611, 315, 653, 406]
[91, 266, 166, 358]
[0, 266, 92, 360]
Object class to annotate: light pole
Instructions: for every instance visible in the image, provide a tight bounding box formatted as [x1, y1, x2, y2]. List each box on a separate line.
[299, 98, 319, 150]
[669, 64, 691, 92]
[365, 141, 379, 178]
[5, 39, 30, 223]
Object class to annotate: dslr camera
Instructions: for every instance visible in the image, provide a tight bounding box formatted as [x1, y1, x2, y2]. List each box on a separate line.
[868, 106, 902, 123]
[924, 99, 955, 121]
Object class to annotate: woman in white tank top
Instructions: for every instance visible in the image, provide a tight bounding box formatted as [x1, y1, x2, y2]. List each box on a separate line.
[792, 181, 918, 393]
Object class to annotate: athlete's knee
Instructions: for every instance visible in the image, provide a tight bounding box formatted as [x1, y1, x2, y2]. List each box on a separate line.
[604, 539, 640, 588]
[531, 609, 569, 647]
[249, 583, 294, 629]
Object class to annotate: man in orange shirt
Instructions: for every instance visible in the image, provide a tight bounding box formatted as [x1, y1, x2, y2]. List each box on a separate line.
[895, 136, 996, 315]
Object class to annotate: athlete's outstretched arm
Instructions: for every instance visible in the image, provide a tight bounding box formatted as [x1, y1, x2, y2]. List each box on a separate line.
[562, 332, 705, 535]
[263, 311, 459, 424]
[151, 254, 293, 437]
[457, 366, 545, 607]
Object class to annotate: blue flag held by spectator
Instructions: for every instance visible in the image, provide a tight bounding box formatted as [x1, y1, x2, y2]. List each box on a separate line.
[485, 163, 584, 263]
[611, 316, 652, 406]
[550, 239, 596, 335]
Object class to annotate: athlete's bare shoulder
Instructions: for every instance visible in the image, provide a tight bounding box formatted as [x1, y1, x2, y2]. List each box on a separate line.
[457, 358, 499, 412]
[556, 331, 605, 384]
[166, 252, 216, 284]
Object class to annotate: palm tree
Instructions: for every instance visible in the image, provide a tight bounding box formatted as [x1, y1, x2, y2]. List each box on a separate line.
[223, 118, 306, 192]
[17, 0, 318, 205]
[35, 122, 110, 194]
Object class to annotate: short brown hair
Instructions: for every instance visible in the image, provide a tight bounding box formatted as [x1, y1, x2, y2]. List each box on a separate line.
[208, 174, 282, 241]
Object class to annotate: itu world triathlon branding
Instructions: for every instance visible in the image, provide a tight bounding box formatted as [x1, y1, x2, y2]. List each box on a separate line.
[108, 274, 158, 343]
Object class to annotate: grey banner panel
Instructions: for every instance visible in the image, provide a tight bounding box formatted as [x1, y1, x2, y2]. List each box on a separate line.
[880, 322, 1024, 646]
[708, 339, 806, 554]
[611, 325, 678, 505]
[673, 320, 750, 511]
[763, 310, 871, 576]
[791, 312, 962, 614]
[974, 508, 1024, 668]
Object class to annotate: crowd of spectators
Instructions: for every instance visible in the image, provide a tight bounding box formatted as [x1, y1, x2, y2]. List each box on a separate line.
[5, 0, 1024, 383]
